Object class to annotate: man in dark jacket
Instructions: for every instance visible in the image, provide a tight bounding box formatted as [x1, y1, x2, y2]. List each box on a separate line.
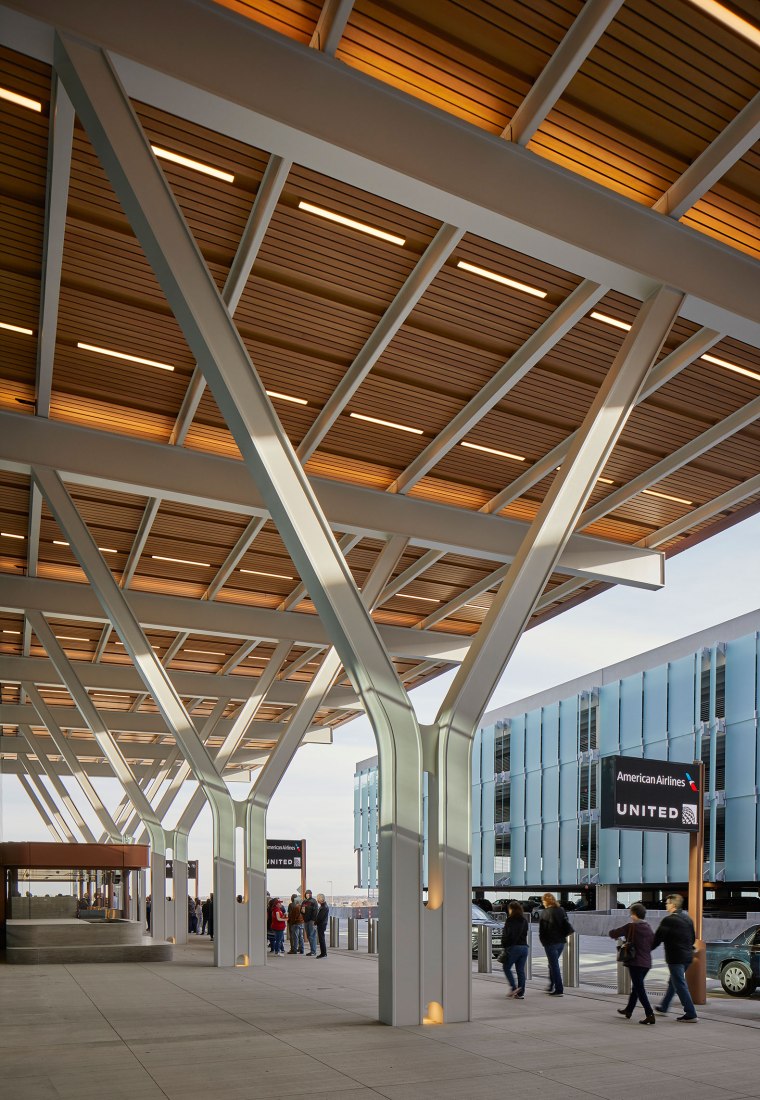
[301, 890, 319, 956]
[315, 893, 329, 959]
[652, 894, 697, 1021]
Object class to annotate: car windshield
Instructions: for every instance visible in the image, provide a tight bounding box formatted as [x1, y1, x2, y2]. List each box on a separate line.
[472, 904, 490, 922]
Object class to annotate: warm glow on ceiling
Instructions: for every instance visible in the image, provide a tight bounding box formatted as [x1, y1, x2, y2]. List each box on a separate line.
[688, 0, 760, 47]
[298, 201, 406, 246]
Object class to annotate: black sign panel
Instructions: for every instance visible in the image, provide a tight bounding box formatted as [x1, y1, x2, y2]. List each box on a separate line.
[188, 860, 198, 880]
[601, 755, 701, 833]
[266, 839, 303, 869]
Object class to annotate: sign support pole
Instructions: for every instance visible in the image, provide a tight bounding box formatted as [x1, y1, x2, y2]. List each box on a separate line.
[300, 839, 306, 901]
[687, 761, 706, 1005]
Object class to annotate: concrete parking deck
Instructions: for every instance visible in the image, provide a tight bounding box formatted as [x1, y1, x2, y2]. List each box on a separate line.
[4, 940, 760, 1100]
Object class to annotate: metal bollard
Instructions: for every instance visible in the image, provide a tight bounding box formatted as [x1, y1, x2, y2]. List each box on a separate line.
[477, 926, 493, 973]
[367, 917, 378, 953]
[526, 932, 532, 980]
[329, 916, 339, 948]
[562, 932, 580, 987]
[347, 917, 358, 950]
[617, 960, 632, 995]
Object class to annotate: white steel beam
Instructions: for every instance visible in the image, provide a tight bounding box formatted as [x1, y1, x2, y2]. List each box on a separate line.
[0, 412, 664, 589]
[4, 1, 759, 342]
[17, 764, 71, 841]
[53, 29, 423, 1020]
[310, 0, 355, 54]
[482, 326, 724, 514]
[389, 280, 607, 493]
[19, 724, 98, 843]
[504, 0, 625, 145]
[427, 285, 683, 1022]
[653, 89, 760, 220]
[0, 573, 473, 662]
[297, 223, 464, 461]
[31, 464, 237, 961]
[22, 682, 123, 840]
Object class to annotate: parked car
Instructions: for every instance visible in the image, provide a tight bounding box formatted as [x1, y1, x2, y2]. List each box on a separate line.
[705, 924, 760, 995]
[471, 903, 503, 959]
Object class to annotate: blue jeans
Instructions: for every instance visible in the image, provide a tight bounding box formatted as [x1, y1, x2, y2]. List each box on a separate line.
[304, 920, 317, 954]
[545, 942, 564, 993]
[292, 925, 304, 952]
[272, 929, 285, 955]
[503, 945, 529, 994]
[659, 962, 697, 1017]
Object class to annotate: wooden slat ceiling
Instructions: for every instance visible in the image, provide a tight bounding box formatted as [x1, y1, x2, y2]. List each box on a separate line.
[2, 0, 760, 783]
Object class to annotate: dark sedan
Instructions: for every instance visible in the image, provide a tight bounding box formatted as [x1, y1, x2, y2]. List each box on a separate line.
[705, 924, 760, 995]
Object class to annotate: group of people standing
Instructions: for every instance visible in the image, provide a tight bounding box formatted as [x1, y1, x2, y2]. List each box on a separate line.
[267, 889, 330, 958]
[501, 891, 698, 1022]
[188, 894, 213, 939]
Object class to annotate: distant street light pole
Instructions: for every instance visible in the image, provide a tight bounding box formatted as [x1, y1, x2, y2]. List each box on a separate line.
[328, 879, 334, 904]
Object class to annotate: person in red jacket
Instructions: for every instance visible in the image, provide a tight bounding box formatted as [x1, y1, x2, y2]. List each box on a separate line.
[270, 898, 287, 956]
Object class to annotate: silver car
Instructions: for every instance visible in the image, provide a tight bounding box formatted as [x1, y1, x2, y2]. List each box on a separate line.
[471, 903, 503, 958]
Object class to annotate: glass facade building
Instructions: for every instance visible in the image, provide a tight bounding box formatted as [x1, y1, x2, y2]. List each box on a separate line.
[354, 609, 760, 891]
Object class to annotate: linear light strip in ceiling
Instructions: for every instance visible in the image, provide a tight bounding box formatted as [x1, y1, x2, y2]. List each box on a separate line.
[0, 321, 34, 335]
[54, 540, 117, 553]
[240, 568, 294, 580]
[461, 440, 525, 461]
[297, 200, 406, 246]
[641, 489, 693, 505]
[687, 0, 760, 47]
[77, 342, 175, 371]
[700, 353, 760, 382]
[590, 311, 632, 331]
[456, 260, 547, 299]
[266, 390, 308, 405]
[1, 532, 24, 539]
[0, 86, 42, 112]
[397, 593, 440, 604]
[151, 145, 235, 183]
[152, 555, 211, 567]
[349, 412, 423, 435]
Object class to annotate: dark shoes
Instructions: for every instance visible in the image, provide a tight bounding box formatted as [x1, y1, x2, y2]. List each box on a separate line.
[548, 990, 564, 996]
[676, 1014, 698, 1022]
[640, 1015, 656, 1025]
[654, 1006, 668, 1014]
[617, 1008, 632, 1018]
[317, 953, 327, 959]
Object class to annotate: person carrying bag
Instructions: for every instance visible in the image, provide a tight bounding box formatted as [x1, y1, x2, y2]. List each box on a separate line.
[609, 902, 656, 1024]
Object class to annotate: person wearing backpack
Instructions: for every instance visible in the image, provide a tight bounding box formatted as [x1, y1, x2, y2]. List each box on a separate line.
[301, 890, 319, 956]
[609, 902, 656, 1024]
[538, 892, 572, 996]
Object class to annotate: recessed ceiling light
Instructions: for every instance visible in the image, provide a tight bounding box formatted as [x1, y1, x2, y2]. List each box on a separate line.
[54, 539, 118, 553]
[463, 603, 486, 609]
[0, 86, 42, 112]
[461, 440, 525, 462]
[240, 568, 294, 580]
[184, 649, 225, 656]
[456, 260, 547, 299]
[77, 342, 175, 372]
[3, 629, 21, 635]
[641, 488, 693, 505]
[151, 145, 235, 183]
[688, 0, 760, 47]
[349, 412, 423, 435]
[152, 555, 211, 567]
[55, 635, 90, 642]
[266, 390, 308, 406]
[298, 200, 406, 246]
[397, 593, 440, 604]
[1, 531, 24, 539]
[700, 353, 760, 383]
[590, 311, 632, 331]
[0, 321, 34, 335]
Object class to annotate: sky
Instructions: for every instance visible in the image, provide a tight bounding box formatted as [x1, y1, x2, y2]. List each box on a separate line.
[3, 509, 760, 897]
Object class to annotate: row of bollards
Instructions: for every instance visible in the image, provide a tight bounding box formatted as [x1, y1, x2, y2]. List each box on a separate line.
[329, 916, 379, 953]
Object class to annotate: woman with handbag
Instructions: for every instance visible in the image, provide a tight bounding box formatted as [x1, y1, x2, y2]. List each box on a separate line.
[609, 902, 656, 1024]
[501, 901, 530, 999]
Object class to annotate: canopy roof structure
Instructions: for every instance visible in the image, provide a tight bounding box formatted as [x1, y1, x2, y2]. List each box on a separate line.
[1, 0, 759, 791]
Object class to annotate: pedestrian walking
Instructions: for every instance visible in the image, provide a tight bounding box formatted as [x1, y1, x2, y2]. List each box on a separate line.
[609, 902, 656, 1024]
[270, 897, 287, 956]
[538, 892, 573, 997]
[207, 893, 214, 941]
[501, 901, 529, 999]
[653, 895, 698, 1021]
[287, 893, 305, 954]
[201, 896, 210, 935]
[145, 894, 152, 933]
[301, 889, 319, 956]
[315, 893, 329, 958]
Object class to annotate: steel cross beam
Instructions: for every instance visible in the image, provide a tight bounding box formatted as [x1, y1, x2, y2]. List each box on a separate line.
[17, 738, 92, 842]
[31, 463, 238, 961]
[504, 0, 625, 145]
[17, 764, 70, 841]
[53, 29, 423, 1019]
[310, 0, 355, 54]
[426, 285, 684, 1022]
[0, 413, 664, 589]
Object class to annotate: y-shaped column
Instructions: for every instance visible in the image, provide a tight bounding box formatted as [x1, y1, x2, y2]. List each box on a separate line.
[56, 33, 423, 1021]
[425, 286, 683, 1021]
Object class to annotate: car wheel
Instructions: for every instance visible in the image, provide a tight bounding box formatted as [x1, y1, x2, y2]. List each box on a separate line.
[720, 961, 753, 996]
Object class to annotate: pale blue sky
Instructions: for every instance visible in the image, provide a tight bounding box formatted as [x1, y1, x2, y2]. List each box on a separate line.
[3, 510, 759, 896]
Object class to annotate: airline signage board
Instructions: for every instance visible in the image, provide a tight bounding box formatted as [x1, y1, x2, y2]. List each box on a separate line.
[601, 755, 701, 833]
[266, 839, 304, 869]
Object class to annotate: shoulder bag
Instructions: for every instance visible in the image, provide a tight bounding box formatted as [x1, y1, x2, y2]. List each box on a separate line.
[616, 924, 636, 965]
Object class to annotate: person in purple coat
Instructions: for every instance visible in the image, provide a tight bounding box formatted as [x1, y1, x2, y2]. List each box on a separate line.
[609, 902, 656, 1025]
